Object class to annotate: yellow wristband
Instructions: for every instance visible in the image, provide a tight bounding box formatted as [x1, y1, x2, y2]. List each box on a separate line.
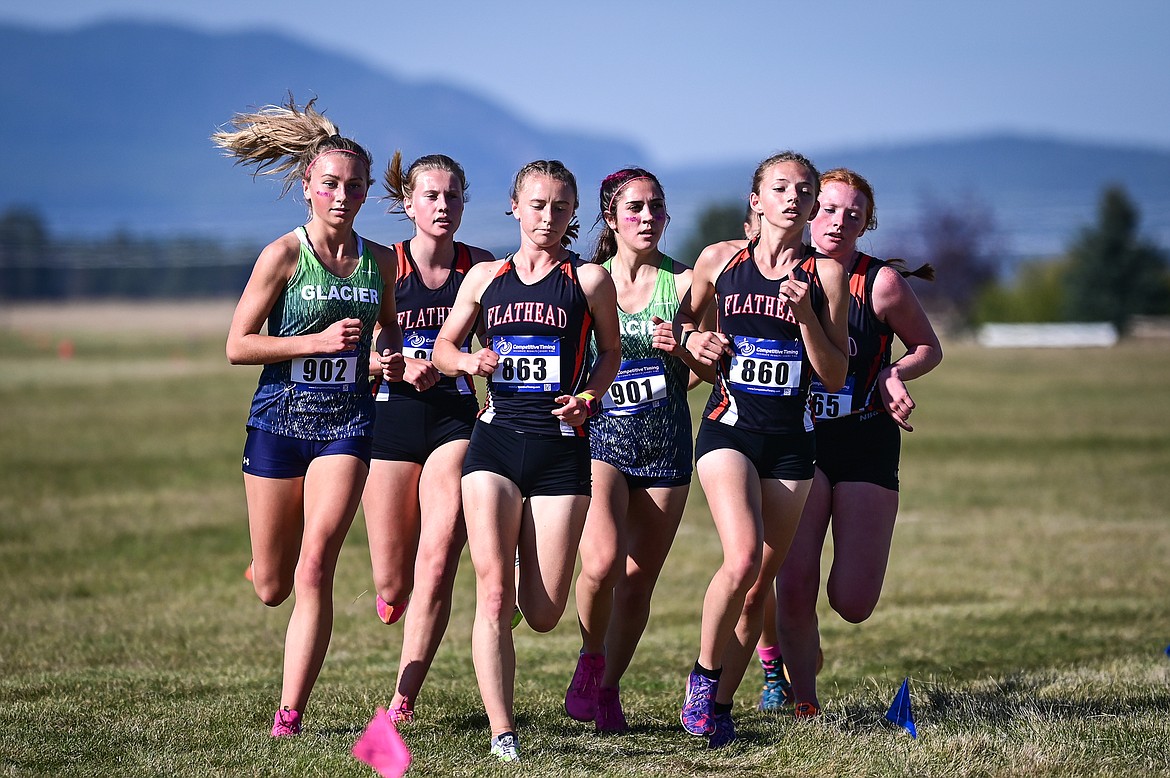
[575, 391, 600, 417]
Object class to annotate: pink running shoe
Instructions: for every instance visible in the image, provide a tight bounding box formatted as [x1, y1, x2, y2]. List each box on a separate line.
[564, 652, 605, 721]
[376, 595, 410, 625]
[388, 697, 414, 723]
[271, 707, 302, 737]
[595, 686, 629, 734]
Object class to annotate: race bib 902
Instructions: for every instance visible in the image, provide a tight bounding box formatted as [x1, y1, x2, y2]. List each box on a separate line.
[291, 351, 360, 393]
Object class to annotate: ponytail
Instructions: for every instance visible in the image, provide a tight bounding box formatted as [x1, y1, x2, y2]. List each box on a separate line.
[211, 94, 372, 198]
[887, 258, 936, 282]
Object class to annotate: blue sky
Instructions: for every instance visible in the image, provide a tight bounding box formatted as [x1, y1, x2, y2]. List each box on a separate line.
[5, 1, 1168, 166]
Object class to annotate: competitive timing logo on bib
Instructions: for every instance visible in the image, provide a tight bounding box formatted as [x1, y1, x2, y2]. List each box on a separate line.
[738, 341, 757, 357]
[496, 339, 514, 355]
[406, 332, 429, 349]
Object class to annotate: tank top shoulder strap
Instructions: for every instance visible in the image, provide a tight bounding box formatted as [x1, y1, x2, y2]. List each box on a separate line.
[560, 251, 582, 283]
[453, 242, 474, 274]
[291, 226, 315, 278]
[352, 232, 381, 283]
[393, 241, 414, 280]
[653, 253, 680, 305]
[799, 254, 816, 275]
[494, 253, 516, 279]
[719, 241, 754, 281]
[849, 252, 872, 300]
[854, 253, 883, 305]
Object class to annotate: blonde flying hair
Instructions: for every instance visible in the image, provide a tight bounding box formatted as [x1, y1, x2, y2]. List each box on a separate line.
[211, 94, 373, 199]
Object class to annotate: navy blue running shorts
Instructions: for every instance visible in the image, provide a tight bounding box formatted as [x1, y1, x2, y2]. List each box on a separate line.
[695, 419, 815, 481]
[616, 470, 692, 490]
[242, 427, 372, 478]
[462, 421, 591, 498]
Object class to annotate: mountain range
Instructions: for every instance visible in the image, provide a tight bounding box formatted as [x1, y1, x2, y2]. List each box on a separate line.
[3, 21, 1169, 265]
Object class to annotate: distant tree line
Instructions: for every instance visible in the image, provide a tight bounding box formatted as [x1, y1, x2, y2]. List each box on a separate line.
[977, 187, 1170, 333]
[0, 207, 256, 300]
[4, 187, 1168, 334]
[679, 185, 1170, 335]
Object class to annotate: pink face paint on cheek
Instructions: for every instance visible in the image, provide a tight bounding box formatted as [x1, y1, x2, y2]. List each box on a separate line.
[623, 216, 639, 223]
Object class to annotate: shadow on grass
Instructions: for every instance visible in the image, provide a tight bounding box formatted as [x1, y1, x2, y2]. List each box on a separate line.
[317, 723, 367, 738]
[441, 707, 701, 759]
[829, 674, 1170, 733]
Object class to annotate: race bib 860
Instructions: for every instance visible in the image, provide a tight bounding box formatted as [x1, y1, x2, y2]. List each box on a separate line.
[727, 336, 802, 396]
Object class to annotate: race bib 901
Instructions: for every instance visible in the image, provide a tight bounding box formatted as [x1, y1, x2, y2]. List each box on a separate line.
[602, 358, 668, 416]
[491, 335, 561, 392]
[727, 336, 802, 396]
[291, 351, 360, 393]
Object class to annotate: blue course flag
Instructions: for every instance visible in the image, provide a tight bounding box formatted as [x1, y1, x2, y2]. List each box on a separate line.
[1164, 644, 1170, 658]
[885, 677, 917, 739]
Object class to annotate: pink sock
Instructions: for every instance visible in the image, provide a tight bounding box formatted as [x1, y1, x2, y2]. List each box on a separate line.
[757, 644, 783, 663]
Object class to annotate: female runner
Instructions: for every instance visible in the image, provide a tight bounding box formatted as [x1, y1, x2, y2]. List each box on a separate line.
[213, 97, 405, 736]
[775, 168, 942, 717]
[562, 168, 701, 733]
[675, 151, 849, 748]
[361, 152, 494, 722]
[432, 160, 620, 763]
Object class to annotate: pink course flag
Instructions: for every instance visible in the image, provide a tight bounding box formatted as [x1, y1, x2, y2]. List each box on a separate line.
[352, 708, 412, 778]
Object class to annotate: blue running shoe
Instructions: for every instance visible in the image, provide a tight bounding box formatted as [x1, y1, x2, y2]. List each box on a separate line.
[758, 658, 793, 711]
[680, 671, 717, 736]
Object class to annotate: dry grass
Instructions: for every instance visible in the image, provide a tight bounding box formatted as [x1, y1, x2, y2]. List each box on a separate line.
[2, 306, 1169, 776]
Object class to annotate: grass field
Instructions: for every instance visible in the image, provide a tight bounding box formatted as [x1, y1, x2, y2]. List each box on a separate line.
[2, 302, 1169, 777]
